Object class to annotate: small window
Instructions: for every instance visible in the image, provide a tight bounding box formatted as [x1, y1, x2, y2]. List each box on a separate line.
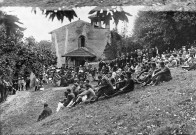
[78, 35, 85, 47]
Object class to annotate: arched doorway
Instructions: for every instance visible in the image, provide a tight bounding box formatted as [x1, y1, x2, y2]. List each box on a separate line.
[78, 35, 85, 48]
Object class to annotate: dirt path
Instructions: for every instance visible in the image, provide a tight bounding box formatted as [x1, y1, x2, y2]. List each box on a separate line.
[0, 86, 67, 135]
[0, 91, 31, 120]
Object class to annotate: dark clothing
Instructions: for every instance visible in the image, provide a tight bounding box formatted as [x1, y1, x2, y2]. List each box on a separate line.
[116, 79, 127, 90]
[153, 67, 172, 85]
[152, 49, 157, 58]
[121, 78, 134, 93]
[96, 81, 114, 100]
[63, 93, 75, 107]
[99, 62, 106, 72]
[112, 78, 134, 97]
[188, 63, 196, 71]
[60, 77, 68, 87]
[160, 67, 172, 80]
[37, 107, 52, 122]
[97, 79, 102, 86]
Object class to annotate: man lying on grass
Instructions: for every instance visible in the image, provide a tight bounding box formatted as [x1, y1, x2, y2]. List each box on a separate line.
[111, 71, 135, 96]
[56, 89, 75, 112]
[70, 83, 96, 107]
[37, 103, 52, 122]
[88, 76, 117, 103]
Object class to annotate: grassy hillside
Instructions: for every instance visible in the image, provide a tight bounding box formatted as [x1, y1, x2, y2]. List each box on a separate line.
[1, 68, 196, 135]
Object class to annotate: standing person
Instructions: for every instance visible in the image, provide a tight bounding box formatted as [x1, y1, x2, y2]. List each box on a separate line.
[190, 46, 196, 57]
[13, 78, 18, 91]
[133, 50, 138, 63]
[148, 48, 153, 60]
[26, 76, 30, 90]
[37, 103, 52, 122]
[98, 60, 104, 73]
[35, 78, 39, 91]
[18, 76, 22, 91]
[137, 49, 143, 63]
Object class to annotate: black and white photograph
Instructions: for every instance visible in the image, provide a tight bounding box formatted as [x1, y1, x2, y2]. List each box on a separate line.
[0, 0, 196, 134]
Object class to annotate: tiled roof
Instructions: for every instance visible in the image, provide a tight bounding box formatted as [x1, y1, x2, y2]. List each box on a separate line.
[62, 47, 96, 57]
[49, 20, 90, 34]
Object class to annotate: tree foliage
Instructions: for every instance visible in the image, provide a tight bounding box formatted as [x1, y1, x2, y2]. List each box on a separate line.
[32, 6, 131, 26]
[133, 11, 196, 53]
[43, 10, 77, 22]
[0, 11, 26, 36]
[89, 6, 132, 26]
[0, 11, 57, 81]
[110, 30, 123, 57]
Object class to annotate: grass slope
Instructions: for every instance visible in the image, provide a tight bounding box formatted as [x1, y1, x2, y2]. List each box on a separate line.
[1, 68, 196, 135]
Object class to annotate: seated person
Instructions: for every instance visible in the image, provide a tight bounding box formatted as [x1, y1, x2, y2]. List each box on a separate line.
[142, 62, 158, 86]
[71, 84, 96, 107]
[65, 71, 74, 84]
[186, 56, 196, 71]
[107, 72, 116, 87]
[92, 77, 115, 102]
[112, 71, 134, 96]
[115, 74, 127, 91]
[56, 89, 75, 112]
[182, 55, 196, 71]
[60, 75, 68, 87]
[37, 103, 52, 122]
[71, 83, 80, 97]
[94, 75, 103, 88]
[150, 61, 172, 86]
[135, 62, 151, 83]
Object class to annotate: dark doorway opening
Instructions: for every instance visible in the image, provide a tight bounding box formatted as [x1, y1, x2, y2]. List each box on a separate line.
[78, 35, 85, 47]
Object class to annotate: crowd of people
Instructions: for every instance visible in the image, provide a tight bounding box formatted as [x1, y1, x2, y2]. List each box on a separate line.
[45, 45, 195, 115]
[1, 45, 195, 121]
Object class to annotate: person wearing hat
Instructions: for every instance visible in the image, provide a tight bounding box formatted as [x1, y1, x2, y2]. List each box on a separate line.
[37, 103, 52, 122]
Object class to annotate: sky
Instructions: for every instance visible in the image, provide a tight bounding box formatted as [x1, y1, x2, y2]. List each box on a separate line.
[1, 6, 144, 42]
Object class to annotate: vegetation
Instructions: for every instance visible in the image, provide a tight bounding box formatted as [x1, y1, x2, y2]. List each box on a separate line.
[132, 11, 196, 53]
[89, 6, 132, 27]
[32, 6, 131, 28]
[1, 69, 196, 135]
[0, 11, 57, 81]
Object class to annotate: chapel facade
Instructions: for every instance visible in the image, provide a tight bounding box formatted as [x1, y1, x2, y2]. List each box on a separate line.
[50, 15, 112, 68]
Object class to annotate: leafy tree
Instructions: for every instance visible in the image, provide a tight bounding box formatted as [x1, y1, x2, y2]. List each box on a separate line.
[32, 8, 77, 22]
[32, 6, 131, 27]
[21, 38, 57, 77]
[133, 11, 196, 53]
[43, 10, 77, 22]
[110, 30, 123, 57]
[89, 6, 132, 28]
[0, 11, 25, 36]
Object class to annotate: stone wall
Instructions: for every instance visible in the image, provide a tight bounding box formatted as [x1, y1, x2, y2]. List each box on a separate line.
[51, 20, 111, 67]
[87, 28, 110, 59]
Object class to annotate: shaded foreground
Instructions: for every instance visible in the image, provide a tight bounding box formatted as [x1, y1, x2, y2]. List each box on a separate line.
[1, 68, 196, 135]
